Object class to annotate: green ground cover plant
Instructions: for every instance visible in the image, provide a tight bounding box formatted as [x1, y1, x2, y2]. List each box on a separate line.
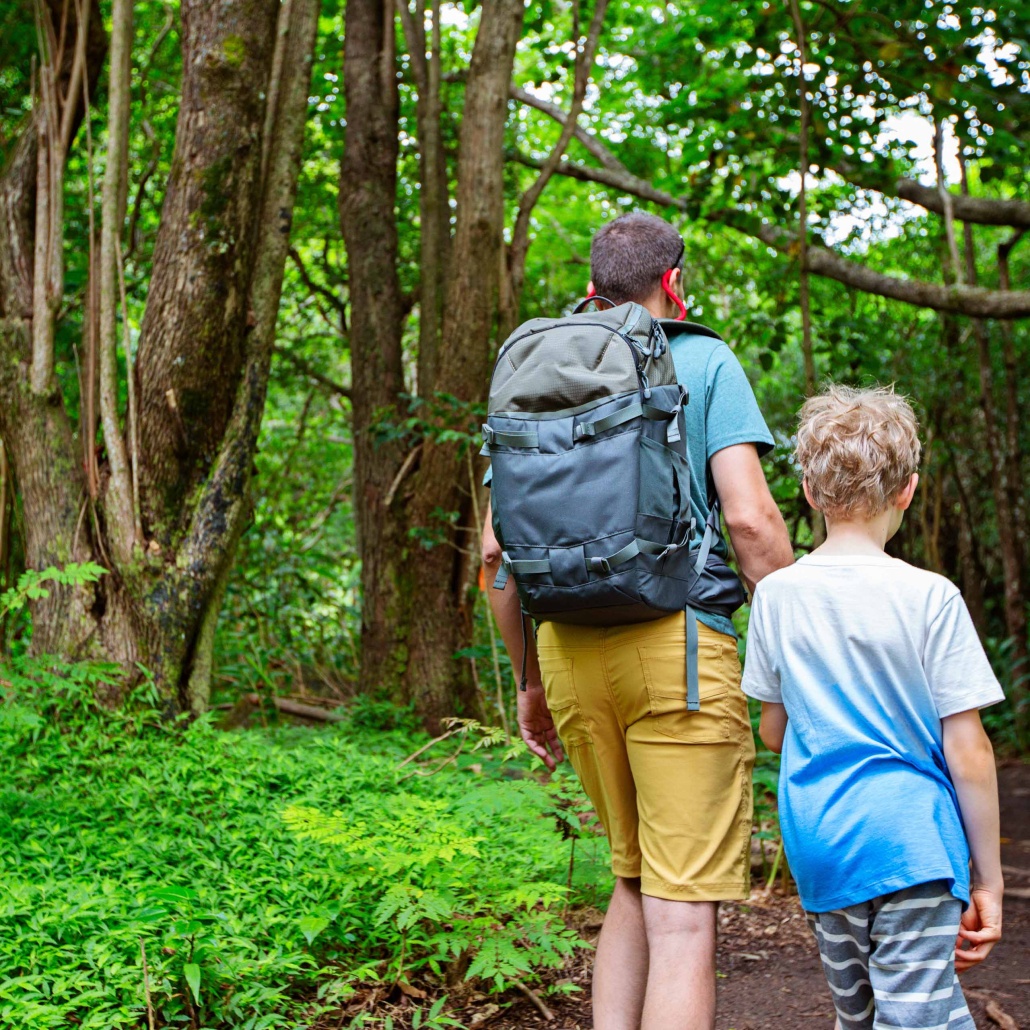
[0, 673, 610, 1029]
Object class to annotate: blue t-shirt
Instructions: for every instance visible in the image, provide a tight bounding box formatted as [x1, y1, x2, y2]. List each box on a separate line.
[668, 327, 774, 636]
[741, 554, 1004, 912]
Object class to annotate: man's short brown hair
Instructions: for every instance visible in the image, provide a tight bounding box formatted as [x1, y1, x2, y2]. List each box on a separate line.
[590, 213, 684, 304]
[795, 384, 921, 520]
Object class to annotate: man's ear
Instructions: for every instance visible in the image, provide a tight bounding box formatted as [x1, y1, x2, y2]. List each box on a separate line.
[587, 279, 595, 295]
[667, 268, 683, 296]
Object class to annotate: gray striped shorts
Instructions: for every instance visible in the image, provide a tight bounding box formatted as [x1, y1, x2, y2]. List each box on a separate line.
[807, 880, 975, 1030]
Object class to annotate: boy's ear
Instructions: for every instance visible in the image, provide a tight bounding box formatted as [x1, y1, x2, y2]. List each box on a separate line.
[895, 472, 919, 511]
[801, 477, 820, 512]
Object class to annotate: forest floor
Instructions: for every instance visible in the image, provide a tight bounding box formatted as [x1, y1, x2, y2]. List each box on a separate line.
[334, 760, 1030, 1030]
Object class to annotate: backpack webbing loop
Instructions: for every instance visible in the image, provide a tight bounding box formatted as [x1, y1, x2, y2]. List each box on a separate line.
[685, 606, 700, 711]
[482, 425, 539, 449]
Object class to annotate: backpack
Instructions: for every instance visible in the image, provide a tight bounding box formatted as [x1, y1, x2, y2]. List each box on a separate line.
[482, 298, 747, 711]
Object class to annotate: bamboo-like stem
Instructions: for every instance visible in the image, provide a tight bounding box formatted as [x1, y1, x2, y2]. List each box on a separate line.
[97, 0, 137, 561]
[30, 3, 57, 392]
[75, 0, 99, 497]
[116, 246, 143, 543]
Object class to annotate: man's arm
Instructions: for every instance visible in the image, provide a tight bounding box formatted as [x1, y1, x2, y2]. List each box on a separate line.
[709, 443, 794, 592]
[482, 501, 564, 770]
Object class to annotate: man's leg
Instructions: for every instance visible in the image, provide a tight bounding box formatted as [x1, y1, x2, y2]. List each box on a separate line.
[639, 896, 717, 1030]
[593, 876, 649, 1030]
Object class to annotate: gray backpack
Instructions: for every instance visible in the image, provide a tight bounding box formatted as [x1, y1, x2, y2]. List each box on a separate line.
[483, 298, 747, 710]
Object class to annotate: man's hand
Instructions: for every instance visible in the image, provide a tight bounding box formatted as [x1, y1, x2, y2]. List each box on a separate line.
[517, 683, 564, 771]
[955, 887, 1003, 973]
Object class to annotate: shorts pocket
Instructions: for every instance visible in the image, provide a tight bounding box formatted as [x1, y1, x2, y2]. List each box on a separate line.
[640, 641, 740, 743]
[538, 655, 591, 747]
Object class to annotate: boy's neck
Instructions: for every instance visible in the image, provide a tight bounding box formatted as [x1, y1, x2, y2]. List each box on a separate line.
[814, 510, 895, 557]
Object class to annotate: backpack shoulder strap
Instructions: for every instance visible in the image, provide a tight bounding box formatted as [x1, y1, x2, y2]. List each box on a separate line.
[658, 318, 724, 342]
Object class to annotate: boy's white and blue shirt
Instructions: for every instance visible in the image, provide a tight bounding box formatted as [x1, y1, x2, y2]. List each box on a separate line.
[741, 554, 1004, 913]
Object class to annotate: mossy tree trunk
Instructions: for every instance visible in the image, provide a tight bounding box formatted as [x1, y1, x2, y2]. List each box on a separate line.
[0, 0, 321, 712]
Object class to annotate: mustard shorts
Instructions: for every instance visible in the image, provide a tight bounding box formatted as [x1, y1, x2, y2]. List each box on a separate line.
[537, 614, 755, 902]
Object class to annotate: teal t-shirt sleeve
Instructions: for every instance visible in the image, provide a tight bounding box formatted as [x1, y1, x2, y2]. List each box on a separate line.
[705, 345, 774, 459]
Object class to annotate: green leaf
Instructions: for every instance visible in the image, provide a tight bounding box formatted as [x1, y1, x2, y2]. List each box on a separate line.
[184, 962, 201, 1005]
[298, 914, 331, 945]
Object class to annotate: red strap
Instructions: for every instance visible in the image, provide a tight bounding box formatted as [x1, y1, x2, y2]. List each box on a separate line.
[662, 269, 687, 320]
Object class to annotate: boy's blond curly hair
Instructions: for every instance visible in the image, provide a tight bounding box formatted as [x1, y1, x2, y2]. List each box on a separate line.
[795, 385, 921, 520]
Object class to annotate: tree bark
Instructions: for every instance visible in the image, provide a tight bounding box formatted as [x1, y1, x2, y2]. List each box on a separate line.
[339, 0, 412, 703]
[136, 0, 279, 542]
[397, 0, 450, 392]
[343, 0, 525, 729]
[0, 0, 105, 656]
[97, 0, 137, 563]
[0, 0, 319, 714]
[402, 0, 525, 729]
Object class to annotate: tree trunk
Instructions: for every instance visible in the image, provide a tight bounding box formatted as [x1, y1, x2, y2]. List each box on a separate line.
[343, 0, 524, 729]
[401, 0, 525, 729]
[339, 0, 412, 704]
[0, 0, 320, 713]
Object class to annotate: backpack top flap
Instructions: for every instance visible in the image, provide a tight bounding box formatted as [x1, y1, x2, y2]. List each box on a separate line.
[489, 302, 678, 414]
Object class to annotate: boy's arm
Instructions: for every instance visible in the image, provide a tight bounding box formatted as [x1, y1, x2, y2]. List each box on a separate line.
[942, 708, 1003, 972]
[482, 502, 564, 771]
[759, 702, 788, 754]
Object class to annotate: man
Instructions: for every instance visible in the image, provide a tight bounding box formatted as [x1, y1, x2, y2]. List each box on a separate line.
[482, 212, 794, 1030]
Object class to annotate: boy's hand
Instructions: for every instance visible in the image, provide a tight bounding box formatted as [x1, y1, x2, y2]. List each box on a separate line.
[517, 684, 564, 771]
[955, 887, 1003, 972]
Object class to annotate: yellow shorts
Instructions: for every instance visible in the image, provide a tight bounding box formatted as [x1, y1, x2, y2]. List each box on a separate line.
[537, 614, 755, 902]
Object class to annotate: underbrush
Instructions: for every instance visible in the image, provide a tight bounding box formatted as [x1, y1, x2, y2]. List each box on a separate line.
[0, 672, 610, 1029]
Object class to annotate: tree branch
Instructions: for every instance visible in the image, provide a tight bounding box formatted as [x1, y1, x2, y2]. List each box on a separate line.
[504, 2, 608, 329]
[827, 158, 1030, 229]
[288, 246, 347, 320]
[276, 348, 352, 399]
[512, 150, 1030, 320]
[510, 84, 627, 173]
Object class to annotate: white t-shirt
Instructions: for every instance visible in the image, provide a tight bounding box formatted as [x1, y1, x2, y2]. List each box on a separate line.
[741, 553, 1004, 911]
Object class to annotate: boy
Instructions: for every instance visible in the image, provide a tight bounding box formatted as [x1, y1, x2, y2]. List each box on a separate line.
[742, 385, 1004, 1030]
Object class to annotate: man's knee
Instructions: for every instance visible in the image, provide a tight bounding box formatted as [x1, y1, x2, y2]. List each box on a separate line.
[642, 896, 716, 942]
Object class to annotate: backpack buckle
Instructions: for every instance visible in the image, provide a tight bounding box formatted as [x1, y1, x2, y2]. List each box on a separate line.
[589, 556, 611, 574]
[574, 423, 595, 441]
[482, 424, 494, 446]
